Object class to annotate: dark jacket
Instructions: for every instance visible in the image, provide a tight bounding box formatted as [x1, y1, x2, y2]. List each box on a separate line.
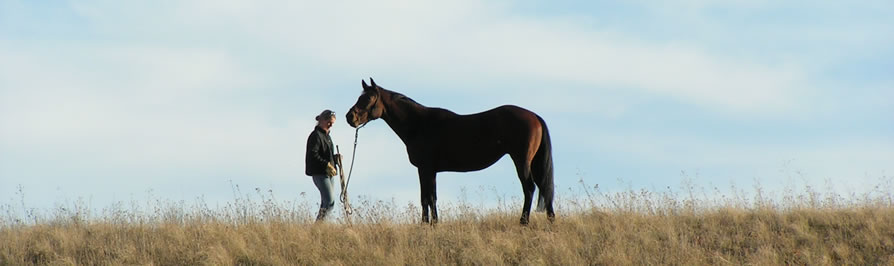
[306, 126, 336, 176]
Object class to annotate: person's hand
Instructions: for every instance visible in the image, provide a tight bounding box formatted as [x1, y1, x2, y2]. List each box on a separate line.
[326, 162, 338, 177]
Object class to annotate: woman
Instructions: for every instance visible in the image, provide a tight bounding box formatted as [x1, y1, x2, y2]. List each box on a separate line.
[305, 109, 341, 221]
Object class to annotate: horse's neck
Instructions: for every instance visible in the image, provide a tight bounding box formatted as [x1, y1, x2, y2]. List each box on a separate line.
[380, 90, 429, 143]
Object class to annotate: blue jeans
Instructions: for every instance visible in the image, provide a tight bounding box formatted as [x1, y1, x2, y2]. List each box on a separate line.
[312, 174, 336, 220]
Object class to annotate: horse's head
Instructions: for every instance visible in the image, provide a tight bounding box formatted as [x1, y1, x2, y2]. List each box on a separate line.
[346, 78, 386, 128]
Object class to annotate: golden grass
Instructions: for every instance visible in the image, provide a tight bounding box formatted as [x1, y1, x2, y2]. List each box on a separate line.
[2, 180, 893, 265]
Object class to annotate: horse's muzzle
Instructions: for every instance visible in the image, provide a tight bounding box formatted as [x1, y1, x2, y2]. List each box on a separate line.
[345, 111, 358, 128]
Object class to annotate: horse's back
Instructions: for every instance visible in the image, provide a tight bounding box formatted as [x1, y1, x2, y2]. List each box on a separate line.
[481, 105, 542, 132]
[412, 105, 542, 172]
[458, 104, 537, 122]
[449, 104, 543, 155]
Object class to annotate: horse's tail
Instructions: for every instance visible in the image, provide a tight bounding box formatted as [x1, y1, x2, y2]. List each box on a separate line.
[533, 115, 554, 213]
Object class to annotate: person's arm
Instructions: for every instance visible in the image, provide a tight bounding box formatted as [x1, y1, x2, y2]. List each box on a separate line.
[306, 133, 329, 168]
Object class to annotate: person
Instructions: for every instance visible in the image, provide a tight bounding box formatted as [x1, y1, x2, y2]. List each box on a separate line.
[305, 109, 341, 221]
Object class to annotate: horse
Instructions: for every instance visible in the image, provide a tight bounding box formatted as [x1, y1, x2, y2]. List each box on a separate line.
[345, 78, 555, 225]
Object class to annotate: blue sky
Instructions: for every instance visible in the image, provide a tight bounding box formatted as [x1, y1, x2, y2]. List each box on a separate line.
[1, 0, 892, 216]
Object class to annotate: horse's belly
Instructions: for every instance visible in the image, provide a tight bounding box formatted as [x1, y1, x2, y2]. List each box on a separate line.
[409, 146, 505, 172]
[406, 131, 509, 172]
[443, 152, 505, 172]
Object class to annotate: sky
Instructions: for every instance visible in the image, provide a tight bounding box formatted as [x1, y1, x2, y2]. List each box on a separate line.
[1, 0, 892, 217]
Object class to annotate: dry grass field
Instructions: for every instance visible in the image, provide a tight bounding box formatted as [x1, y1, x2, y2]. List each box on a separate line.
[2, 179, 893, 265]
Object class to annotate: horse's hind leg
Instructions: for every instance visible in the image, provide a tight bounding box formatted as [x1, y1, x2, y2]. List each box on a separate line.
[511, 154, 535, 225]
[519, 174, 536, 225]
[532, 171, 556, 223]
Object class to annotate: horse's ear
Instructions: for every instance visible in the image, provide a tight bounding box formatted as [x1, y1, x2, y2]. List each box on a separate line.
[362, 79, 372, 91]
[370, 78, 377, 88]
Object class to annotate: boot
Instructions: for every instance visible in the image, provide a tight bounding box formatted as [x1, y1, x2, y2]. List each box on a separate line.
[315, 208, 329, 222]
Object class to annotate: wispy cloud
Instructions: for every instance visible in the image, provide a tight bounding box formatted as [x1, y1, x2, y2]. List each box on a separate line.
[61, 0, 814, 114]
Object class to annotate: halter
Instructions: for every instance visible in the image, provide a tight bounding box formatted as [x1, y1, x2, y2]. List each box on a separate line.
[363, 89, 382, 127]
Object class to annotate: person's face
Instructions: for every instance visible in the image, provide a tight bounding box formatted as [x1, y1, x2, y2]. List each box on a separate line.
[320, 116, 336, 130]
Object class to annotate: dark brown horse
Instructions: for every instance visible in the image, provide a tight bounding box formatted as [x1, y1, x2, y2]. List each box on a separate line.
[346, 78, 555, 225]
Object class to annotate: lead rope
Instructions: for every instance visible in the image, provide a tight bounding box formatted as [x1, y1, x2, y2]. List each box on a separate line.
[337, 125, 364, 219]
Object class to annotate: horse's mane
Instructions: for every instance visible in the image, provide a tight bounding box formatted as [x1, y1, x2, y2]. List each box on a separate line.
[388, 90, 425, 108]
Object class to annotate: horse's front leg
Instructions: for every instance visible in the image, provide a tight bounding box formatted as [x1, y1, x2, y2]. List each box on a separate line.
[418, 169, 438, 224]
[430, 174, 439, 224]
[421, 204, 430, 224]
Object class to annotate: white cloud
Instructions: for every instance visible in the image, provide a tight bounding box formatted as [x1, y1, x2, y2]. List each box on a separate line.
[0, 42, 292, 176]
[278, 4, 808, 114]
[61, 0, 811, 115]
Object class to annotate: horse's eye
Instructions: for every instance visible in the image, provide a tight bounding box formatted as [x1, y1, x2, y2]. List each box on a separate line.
[363, 97, 375, 107]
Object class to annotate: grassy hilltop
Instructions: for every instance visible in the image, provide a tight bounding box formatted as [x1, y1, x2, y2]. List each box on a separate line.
[2, 180, 893, 265]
